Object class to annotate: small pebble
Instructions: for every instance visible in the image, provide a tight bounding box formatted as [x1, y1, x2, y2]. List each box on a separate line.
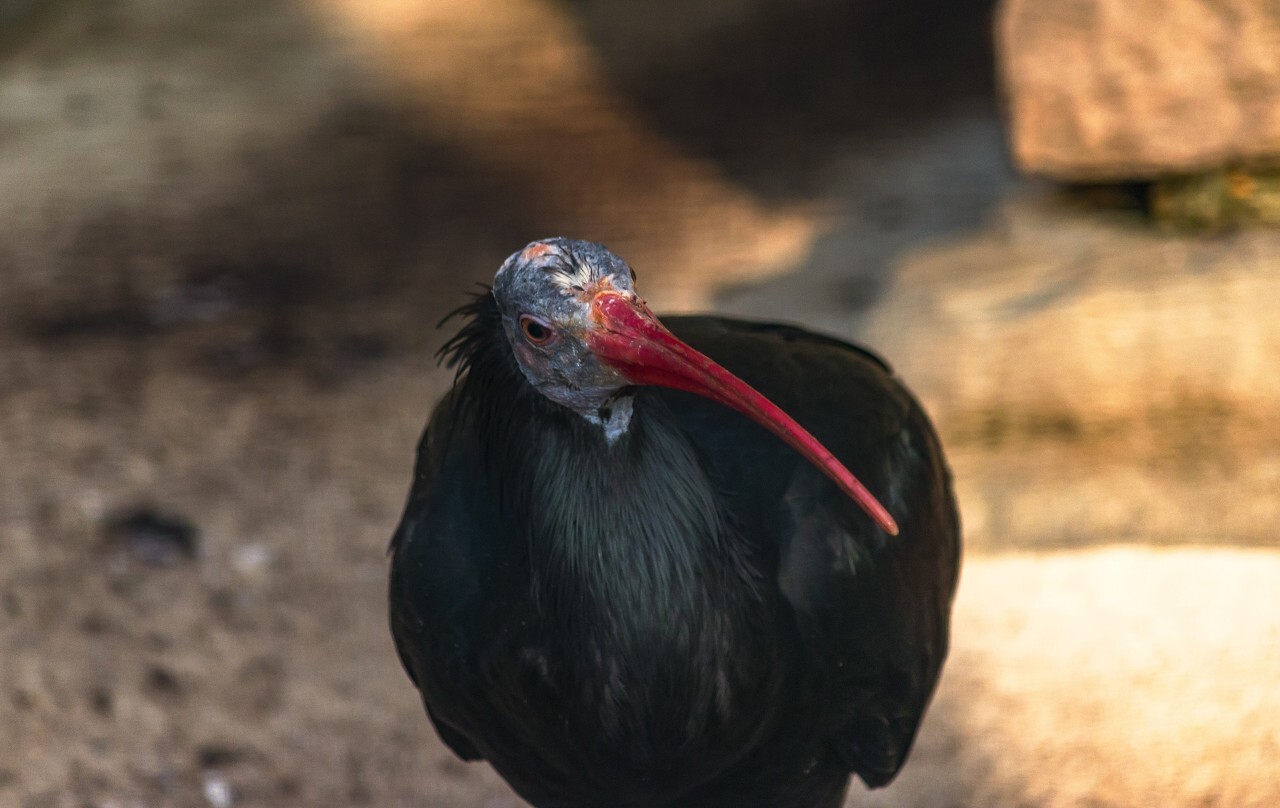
[231, 542, 276, 576]
[203, 772, 233, 808]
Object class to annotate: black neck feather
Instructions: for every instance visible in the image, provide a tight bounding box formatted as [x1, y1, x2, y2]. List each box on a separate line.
[438, 292, 762, 631]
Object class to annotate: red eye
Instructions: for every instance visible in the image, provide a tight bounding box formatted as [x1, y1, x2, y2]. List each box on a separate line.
[519, 315, 556, 345]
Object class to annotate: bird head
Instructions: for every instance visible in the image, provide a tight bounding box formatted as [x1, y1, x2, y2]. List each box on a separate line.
[492, 238, 898, 535]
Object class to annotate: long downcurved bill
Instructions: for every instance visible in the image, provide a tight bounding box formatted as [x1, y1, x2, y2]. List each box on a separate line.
[586, 292, 899, 536]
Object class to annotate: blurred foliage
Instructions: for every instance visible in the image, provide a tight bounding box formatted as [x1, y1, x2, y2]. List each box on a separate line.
[1152, 164, 1280, 232]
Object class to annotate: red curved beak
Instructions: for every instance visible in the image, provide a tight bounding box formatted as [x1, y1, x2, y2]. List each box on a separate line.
[585, 291, 899, 536]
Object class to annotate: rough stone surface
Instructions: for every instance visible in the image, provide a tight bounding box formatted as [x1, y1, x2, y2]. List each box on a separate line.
[864, 193, 1280, 548]
[997, 0, 1280, 179]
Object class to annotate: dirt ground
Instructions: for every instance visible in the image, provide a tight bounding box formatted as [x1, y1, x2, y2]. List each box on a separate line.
[3, 2, 1278, 807]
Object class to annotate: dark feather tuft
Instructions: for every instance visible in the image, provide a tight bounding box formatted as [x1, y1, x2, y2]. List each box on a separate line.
[436, 285, 498, 374]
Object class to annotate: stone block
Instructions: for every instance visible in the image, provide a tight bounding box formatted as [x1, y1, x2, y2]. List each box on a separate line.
[998, 0, 1280, 178]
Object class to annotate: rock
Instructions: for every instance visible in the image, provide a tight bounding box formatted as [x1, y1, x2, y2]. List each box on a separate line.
[862, 193, 1280, 548]
[997, 0, 1280, 179]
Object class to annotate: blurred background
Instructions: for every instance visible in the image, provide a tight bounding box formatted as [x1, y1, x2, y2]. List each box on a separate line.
[1, 0, 1278, 806]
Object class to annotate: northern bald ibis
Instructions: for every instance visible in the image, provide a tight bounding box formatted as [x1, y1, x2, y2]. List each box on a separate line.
[389, 238, 960, 808]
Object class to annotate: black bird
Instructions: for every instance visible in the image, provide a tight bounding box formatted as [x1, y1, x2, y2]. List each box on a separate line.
[390, 238, 960, 808]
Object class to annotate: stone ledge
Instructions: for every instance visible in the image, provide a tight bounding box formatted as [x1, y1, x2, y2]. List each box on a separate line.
[863, 194, 1280, 548]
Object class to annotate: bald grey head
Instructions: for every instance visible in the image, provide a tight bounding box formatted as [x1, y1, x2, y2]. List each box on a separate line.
[492, 238, 641, 441]
[486, 237, 904, 534]
[486, 240, 905, 533]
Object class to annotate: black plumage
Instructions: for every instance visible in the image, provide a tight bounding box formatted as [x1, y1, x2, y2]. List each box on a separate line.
[389, 239, 960, 808]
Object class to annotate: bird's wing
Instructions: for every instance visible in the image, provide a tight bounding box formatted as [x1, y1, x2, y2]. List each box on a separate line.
[388, 398, 490, 762]
[662, 315, 961, 788]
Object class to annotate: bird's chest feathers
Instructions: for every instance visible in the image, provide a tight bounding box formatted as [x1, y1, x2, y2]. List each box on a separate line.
[499, 408, 769, 745]
[520, 407, 728, 614]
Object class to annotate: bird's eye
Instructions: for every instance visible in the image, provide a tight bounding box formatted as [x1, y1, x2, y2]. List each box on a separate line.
[519, 315, 557, 345]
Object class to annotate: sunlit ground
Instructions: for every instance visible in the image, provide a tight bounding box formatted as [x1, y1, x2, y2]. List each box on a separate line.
[303, 0, 820, 310]
[878, 549, 1280, 808]
[2, 1, 1277, 806]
